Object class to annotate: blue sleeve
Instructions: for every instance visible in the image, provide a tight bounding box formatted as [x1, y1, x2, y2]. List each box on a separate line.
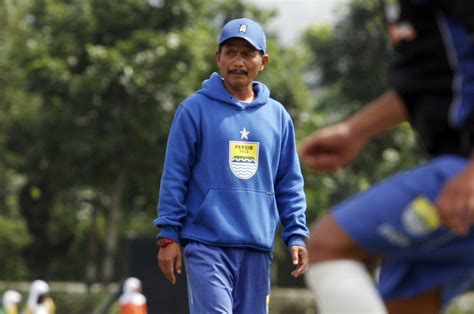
[153, 104, 198, 241]
[275, 115, 309, 247]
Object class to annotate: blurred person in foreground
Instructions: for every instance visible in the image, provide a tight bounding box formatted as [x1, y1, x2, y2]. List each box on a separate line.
[119, 277, 147, 314]
[1, 290, 22, 314]
[300, 0, 474, 313]
[154, 17, 309, 313]
[25, 280, 55, 314]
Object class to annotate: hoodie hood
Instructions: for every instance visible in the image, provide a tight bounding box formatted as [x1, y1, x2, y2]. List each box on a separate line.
[196, 72, 270, 109]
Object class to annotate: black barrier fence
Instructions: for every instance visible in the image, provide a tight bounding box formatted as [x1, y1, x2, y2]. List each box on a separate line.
[127, 237, 189, 314]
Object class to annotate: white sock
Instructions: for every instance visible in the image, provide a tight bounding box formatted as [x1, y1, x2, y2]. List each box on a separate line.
[305, 260, 387, 314]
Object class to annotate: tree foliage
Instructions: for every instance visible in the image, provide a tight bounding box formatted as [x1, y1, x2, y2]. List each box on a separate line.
[0, 0, 310, 281]
[0, 0, 427, 285]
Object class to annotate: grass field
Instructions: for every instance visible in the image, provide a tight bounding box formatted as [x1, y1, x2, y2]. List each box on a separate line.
[2, 282, 474, 313]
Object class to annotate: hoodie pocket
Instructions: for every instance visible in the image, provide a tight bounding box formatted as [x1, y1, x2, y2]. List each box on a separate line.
[194, 189, 279, 247]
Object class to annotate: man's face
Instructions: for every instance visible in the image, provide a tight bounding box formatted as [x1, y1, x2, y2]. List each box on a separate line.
[216, 38, 269, 91]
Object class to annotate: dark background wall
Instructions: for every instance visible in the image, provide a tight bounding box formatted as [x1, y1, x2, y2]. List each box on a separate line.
[127, 237, 189, 314]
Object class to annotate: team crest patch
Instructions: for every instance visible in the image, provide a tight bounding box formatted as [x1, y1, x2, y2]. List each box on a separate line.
[229, 141, 259, 179]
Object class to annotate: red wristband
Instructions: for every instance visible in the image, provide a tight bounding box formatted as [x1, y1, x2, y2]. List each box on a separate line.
[157, 237, 176, 248]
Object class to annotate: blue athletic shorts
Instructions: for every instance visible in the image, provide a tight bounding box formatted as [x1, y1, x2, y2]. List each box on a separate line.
[183, 242, 272, 314]
[332, 155, 474, 307]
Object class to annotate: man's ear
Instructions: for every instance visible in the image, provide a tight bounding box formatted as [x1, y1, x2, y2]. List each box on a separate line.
[260, 54, 269, 71]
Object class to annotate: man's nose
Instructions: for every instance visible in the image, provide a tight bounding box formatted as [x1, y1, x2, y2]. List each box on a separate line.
[232, 53, 245, 65]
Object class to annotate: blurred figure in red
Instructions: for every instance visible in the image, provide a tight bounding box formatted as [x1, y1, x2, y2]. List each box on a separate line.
[119, 277, 147, 314]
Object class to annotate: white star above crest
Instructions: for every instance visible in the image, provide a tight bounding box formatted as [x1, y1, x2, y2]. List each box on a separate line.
[240, 127, 250, 140]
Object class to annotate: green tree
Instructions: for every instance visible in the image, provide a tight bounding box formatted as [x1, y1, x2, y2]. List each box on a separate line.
[0, 0, 37, 280]
[0, 0, 311, 283]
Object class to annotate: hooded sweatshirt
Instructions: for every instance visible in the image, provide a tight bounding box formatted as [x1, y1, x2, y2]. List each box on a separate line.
[154, 72, 309, 251]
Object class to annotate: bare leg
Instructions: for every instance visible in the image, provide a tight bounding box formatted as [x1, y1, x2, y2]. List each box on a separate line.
[308, 213, 378, 263]
[306, 214, 442, 314]
[385, 289, 441, 314]
[306, 214, 386, 313]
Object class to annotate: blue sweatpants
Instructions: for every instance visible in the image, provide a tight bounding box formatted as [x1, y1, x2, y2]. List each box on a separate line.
[332, 155, 474, 308]
[183, 241, 272, 314]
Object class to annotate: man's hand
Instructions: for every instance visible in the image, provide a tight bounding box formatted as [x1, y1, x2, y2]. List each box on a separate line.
[299, 122, 366, 173]
[290, 246, 308, 278]
[157, 242, 182, 284]
[437, 160, 474, 235]
[300, 91, 408, 173]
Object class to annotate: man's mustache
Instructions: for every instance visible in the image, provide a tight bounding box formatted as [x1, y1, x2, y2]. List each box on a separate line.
[228, 68, 249, 75]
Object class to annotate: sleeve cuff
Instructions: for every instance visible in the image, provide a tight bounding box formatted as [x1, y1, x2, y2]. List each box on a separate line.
[156, 226, 180, 242]
[287, 235, 306, 248]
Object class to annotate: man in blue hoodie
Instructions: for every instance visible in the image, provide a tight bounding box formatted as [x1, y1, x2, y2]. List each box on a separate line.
[154, 18, 309, 313]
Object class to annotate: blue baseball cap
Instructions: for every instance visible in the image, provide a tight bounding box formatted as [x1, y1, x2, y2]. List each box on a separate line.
[219, 18, 267, 53]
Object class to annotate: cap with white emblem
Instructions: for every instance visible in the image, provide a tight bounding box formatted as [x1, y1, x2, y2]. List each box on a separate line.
[219, 18, 267, 53]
